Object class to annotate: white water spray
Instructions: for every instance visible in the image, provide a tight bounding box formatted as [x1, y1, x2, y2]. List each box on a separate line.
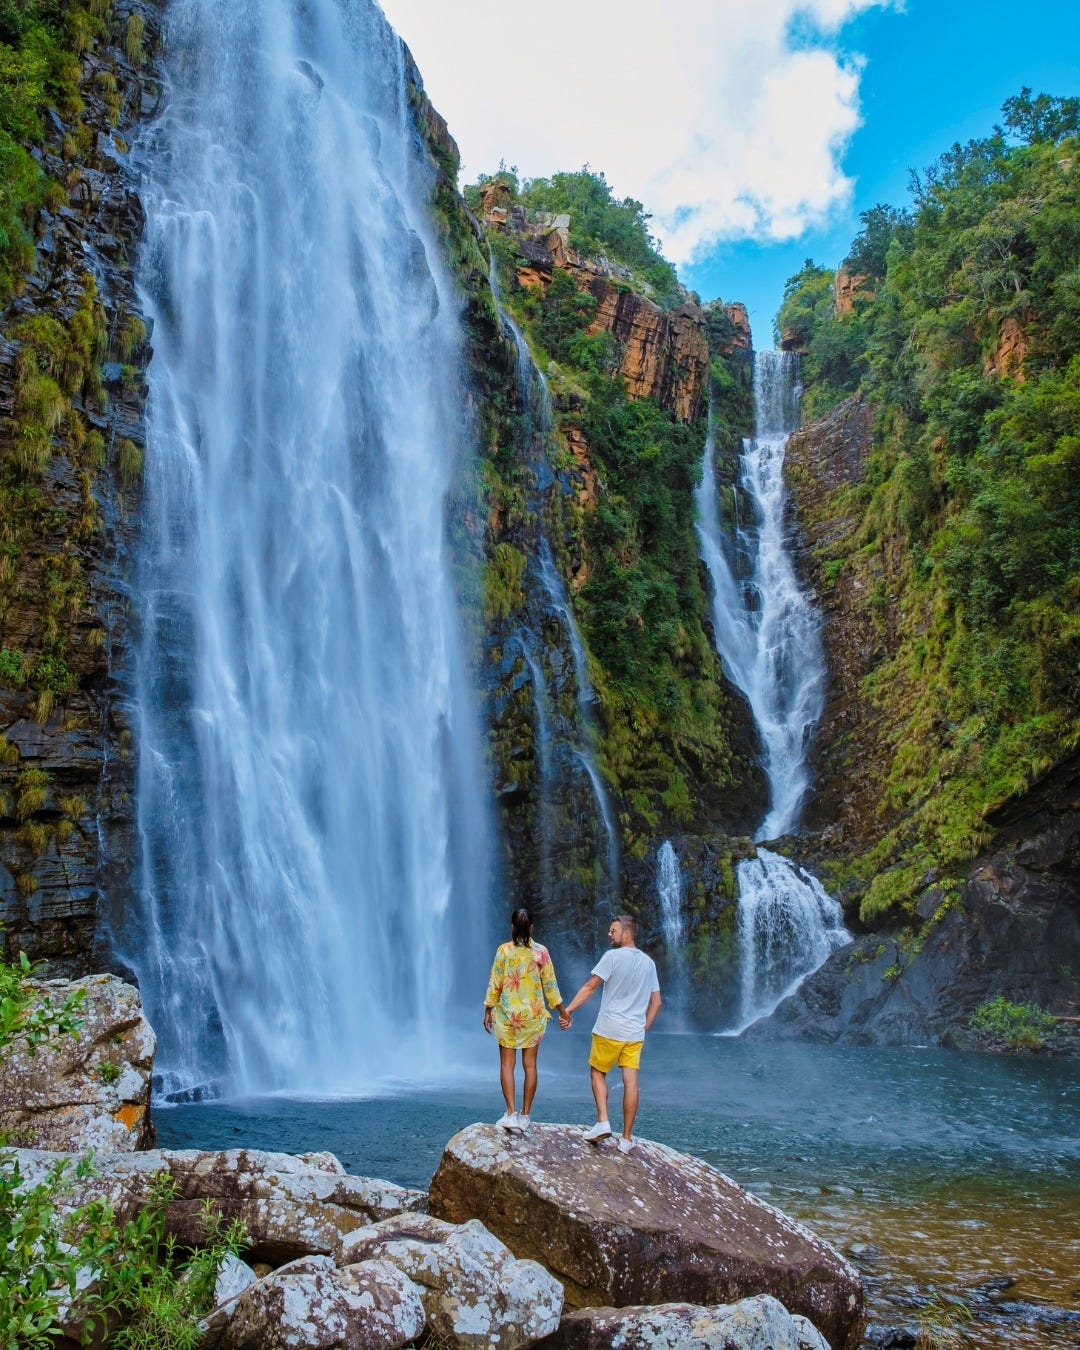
[123, 0, 490, 1095]
[696, 351, 849, 1027]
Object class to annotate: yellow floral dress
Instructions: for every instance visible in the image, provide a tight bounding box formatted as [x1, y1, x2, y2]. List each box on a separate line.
[485, 940, 562, 1049]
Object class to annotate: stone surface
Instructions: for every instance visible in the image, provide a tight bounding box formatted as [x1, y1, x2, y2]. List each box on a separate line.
[833, 268, 870, 317]
[760, 754, 1080, 1047]
[0, 0, 155, 973]
[13, 1146, 426, 1263]
[428, 1124, 863, 1349]
[542, 1294, 830, 1348]
[0, 974, 155, 1151]
[494, 206, 710, 422]
[206, 1254, 425, 1350]
[338, 1211, 563, 1348]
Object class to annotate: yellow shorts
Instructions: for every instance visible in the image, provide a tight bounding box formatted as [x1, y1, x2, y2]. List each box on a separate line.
[589, 1034, 643, 1073]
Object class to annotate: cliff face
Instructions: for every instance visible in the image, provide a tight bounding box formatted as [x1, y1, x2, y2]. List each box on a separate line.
[480, 188, 710, 423]
[0, 3, 156, 970]
[780, 397, 1080, 1045]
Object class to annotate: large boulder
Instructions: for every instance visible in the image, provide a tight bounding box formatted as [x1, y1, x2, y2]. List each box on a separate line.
[0, 974, 155, 1151]
[429, 1124, 863, 1350]
[544, 1294, 830, 1348]
[205, 1254, 425, 1349]
[338, 1212, 563, 1348]
[13, 1147, 425, 1263]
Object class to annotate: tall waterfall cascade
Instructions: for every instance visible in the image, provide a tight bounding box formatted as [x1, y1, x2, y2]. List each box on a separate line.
[696, 351, 850, 1029]
[121, 0, 491, 1095]
[488, 273, 620, 906]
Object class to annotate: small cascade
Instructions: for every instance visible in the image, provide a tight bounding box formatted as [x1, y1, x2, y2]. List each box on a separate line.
[513, 634, 554, 904]
[733, 848, 850, 1030]
[697, 351, 850, 1028]
[488, 267, 620, 905]
[656, 840, 687, 1011]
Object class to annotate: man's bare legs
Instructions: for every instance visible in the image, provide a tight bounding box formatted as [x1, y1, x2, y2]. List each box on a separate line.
[590, 1066, 610, 1123]
[522, 1044, 539, 1115]
[620, 1067, 639, 1138]
[498, 1046, 516, 1114]
[590, 1065, 639, 1137]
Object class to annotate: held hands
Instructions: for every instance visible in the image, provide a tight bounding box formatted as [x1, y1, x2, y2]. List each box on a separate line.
[558, 1009, 573, 1030]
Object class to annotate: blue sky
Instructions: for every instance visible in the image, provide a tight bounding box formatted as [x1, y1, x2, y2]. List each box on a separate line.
[381, 0, 1080, 346]
[684, 0, 1080, 340]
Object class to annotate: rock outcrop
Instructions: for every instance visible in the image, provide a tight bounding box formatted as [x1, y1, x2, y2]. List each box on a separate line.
[428, 1123, 865, 1350]
[761, 751, 1080, 1046]
[204, 1254, 426, 1350]
[13, 1146, 426, 1264]
[339, 1212, 564, 1348]
[483, 204, 710, 423]
[0, 974, 154, 1151]
[545, 1294, 830, 1349]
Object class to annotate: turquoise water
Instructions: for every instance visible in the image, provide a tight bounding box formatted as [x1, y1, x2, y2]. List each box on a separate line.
[155, 1034, 1080, 1347]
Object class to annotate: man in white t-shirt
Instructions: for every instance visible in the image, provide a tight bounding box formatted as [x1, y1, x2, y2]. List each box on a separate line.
[561, 914, 661, 1154]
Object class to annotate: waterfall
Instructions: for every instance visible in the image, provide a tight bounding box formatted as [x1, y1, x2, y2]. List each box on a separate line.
[488, 268, 620, 905]
[696, 351, 824, 839]
[120, 0, 491, 1095]
[696, 351, 849, 1028]
[733, 848, 849, 1030]
[656, 840, 687, 1012]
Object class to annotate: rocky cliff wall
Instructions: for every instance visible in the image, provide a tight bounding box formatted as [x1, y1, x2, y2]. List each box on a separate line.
[0, 1, 158, 971]
[778, 397, 1080, 1046]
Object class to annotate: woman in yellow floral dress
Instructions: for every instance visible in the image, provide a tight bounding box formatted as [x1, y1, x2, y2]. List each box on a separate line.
[483, 908, 566, 1132]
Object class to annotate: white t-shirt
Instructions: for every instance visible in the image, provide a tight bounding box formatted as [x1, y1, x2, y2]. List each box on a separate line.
[591, 947, 660, 1041]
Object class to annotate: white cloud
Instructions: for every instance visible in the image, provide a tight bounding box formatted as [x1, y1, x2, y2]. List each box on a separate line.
[378, 0, 898, 264]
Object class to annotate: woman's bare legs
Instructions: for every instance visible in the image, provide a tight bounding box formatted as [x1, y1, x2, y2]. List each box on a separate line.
[499, 1045, 517, 1113]
[522, 1044, 539, 1115]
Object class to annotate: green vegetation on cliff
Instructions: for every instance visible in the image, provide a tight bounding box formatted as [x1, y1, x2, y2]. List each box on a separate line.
[467, 167, 682, 308]
[782, 90, 1080, 921]
[469, 170, 759, 845]
[0, 0, 119, 301]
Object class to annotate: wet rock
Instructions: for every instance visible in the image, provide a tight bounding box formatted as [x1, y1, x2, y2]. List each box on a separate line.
[338, 1212, 563, 1348]
[543, 1294, 830, 1348]
[205, 1254, 425, 1350]
[0, 974, 154, 1151]
[429, 1123, 864, 1350]
[13, 1146, 426, 1263]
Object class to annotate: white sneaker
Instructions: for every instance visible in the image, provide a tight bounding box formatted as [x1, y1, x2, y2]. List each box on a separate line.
[514, 1112, 531, 1133]
[496, 1111, 517, 1131]
[618, 1136, 635, 1154]
[583, 1120, 612, 1142]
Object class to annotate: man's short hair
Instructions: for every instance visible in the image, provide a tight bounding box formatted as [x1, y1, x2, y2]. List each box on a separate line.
[614, 914, 637, 938]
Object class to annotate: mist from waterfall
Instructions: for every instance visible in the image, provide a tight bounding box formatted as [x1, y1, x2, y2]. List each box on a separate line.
[121, 0, 491, 1095]
[696, 351, 849, 1029]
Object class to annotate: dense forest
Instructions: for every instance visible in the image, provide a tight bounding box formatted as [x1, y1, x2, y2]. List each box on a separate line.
[776, 90, 1080, 922]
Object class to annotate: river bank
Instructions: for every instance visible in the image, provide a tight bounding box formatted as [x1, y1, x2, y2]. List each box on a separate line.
[155, 1033, 1080, 1348]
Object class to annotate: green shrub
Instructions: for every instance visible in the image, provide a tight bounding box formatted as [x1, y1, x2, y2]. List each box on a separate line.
[969, 995, 1057, 1048]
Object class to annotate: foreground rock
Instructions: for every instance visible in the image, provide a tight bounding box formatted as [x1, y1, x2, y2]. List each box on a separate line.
[429, 1124, 863, 1350]
[0, 975, 155, 1151]
[544, 1294, 830, 1348]
[204, 1254, 425, 1350]
[13, 1146, 424, 1263]
[338, 1212, 563, 1348]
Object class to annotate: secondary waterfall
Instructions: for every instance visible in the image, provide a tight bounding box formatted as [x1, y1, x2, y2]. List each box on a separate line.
[656, 840, 687, 1014]
[121, 0, 491, 1095]
[696, 351, 849, 1028]
[488, 272, 620, 906]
